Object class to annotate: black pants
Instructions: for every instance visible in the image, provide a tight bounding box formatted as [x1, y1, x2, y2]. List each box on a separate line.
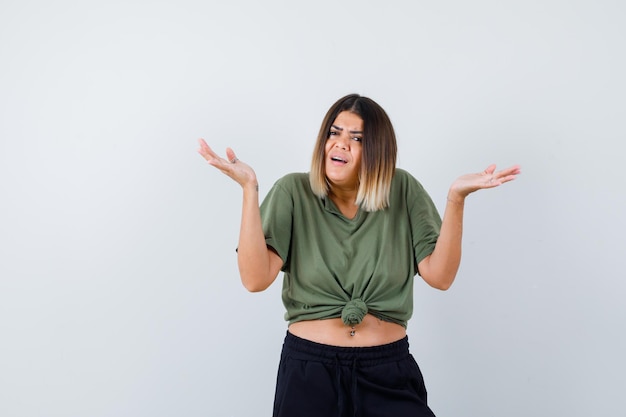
[273, 332, 436, 417]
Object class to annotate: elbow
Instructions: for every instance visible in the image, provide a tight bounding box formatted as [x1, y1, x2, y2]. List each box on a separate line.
[418, 256, 457, 292]
[245, 286, 267, 293]
[242, 282, 267, 293]
[241, 277, 270, 293]
[432, 281, 453, 291]
[424, 273, 456, 291]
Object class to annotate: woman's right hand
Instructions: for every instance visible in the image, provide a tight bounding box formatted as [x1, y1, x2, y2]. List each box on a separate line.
[198, 138, 280, 291]
[197, 138, 258, 190]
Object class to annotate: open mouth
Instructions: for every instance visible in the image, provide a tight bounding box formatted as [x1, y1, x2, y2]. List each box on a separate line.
[330, 156, 348, 164]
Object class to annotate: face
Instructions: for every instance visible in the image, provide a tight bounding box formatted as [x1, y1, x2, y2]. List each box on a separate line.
[324, 111, 363, 191]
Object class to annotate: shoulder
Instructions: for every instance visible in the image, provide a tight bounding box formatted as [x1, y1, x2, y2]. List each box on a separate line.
[264, 172, 314, 201]
[274, 172, 309, 185]
[389, 168, 437, 212]
[271, 172, 310, 192]
[392, 168, 427, 192]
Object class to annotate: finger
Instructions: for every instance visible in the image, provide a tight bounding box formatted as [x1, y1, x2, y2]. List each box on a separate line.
[483, 164, 497, 175]
[197, 138, 214, 153]
[498, 174, 520, 184]
[225, 147, 236, 163]
[501, 164, 520, 173]
[495, 165, 521, 179]
[197, 138, 219, 160]
[507, 165, 522, 175]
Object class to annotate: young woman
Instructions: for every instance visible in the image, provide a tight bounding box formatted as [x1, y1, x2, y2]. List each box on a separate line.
[198, 94, 520, 417]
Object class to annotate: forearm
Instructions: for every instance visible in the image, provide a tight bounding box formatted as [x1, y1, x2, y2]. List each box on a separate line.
[419, 163, 521, 290]
[421, 193, 465, 290]
[237, 183, 274, 292]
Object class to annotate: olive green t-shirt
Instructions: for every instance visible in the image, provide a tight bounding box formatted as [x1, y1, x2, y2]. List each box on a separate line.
[260, 168, 441, 328]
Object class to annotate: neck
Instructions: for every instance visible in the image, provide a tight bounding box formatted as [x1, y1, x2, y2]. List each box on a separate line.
[329, 187, 359, 219]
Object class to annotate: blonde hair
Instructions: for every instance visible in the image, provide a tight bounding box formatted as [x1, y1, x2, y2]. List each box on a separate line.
[310, 94, 397, 211]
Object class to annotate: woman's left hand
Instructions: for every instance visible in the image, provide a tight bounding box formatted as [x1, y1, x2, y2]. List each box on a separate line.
[449, 164, 521, 201]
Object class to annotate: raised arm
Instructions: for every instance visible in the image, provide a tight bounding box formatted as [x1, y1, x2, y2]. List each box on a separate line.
[197, 138, 283, 292]
[418, 164, 521, 290]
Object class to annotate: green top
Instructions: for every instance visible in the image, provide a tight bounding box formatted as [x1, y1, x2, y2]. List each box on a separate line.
[260, 169, 441, 328]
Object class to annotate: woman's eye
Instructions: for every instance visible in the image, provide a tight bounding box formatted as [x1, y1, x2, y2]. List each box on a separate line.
[328, 131, 337, 136]
[352, 137, 362, 142]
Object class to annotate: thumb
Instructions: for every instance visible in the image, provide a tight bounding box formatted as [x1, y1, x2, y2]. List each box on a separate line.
[225, 147, 237, 163]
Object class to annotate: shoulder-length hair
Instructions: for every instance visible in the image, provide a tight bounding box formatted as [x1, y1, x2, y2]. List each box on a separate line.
[309, 94, 397, 212]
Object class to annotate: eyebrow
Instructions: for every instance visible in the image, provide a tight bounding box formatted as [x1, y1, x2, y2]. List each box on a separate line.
[331, 124, 363, 134]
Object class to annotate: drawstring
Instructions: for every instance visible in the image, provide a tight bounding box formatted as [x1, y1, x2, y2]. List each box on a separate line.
[335, 355, 360, 417]
[351, 357, 359, 417]
[335, 355, 344, 417]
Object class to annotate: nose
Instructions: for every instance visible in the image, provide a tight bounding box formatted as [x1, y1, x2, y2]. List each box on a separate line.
[334, 134, 350, 150]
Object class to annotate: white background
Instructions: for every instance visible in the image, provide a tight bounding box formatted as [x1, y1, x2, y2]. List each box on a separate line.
[1, 1, 625, 416]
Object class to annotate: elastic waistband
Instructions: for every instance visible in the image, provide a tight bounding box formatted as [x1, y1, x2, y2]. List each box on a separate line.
[282, 331, 410, 367]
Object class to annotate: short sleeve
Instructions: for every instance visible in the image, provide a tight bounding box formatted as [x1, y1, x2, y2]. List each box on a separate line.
[406, 175, 442, 275]
[259, 179, 294, 269]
